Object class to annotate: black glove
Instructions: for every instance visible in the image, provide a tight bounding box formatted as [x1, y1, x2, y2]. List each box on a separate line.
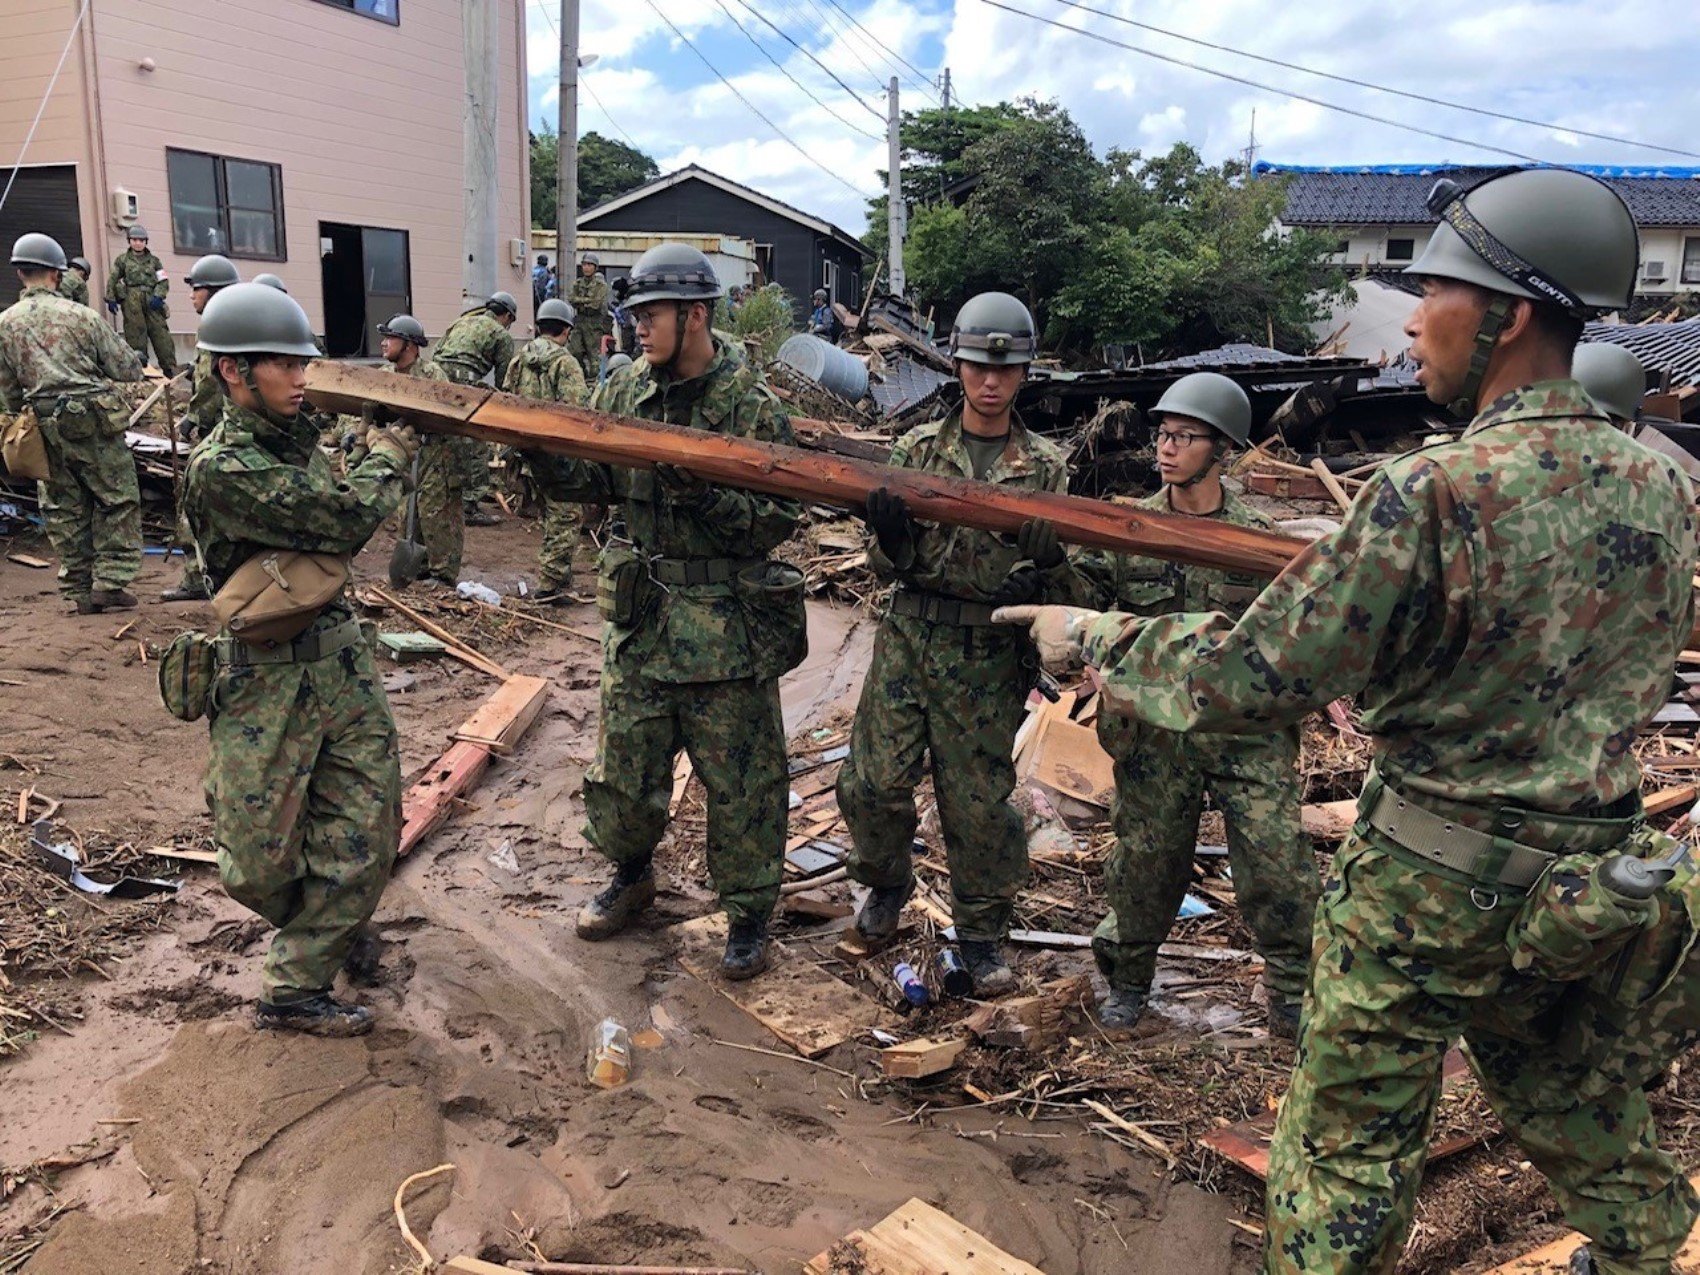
[105, 299, 120, 316]
[866, 487, 916, 569]
[992, 562, 1043, 606]
[1016, 518, 1065, 570]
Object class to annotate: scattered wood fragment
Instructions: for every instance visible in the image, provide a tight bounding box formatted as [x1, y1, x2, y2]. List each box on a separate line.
[1085, 1098, 1178, 1167]
[144, 845, 218, 866]
[1309, 459, 1355, 513]
[369, 586, 508, 679]
[804, 1197, 1043, 1275]
[1644, 783, 1699, 818]
[393, 1162, 454, 1267]
[6, 553, 51, 569]
[880, 1036, 967, 1079]
[963, 975, 1091, 1050]
[480, 602, 600, 646]
[110, 620, 138, 641]
[450, 674, 549, 755]
[511, 1262, 755, 1274]
[1482, 1169, 1700, 1272]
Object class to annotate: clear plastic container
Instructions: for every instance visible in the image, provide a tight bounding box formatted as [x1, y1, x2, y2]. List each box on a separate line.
[586, 1017, 632, 1088]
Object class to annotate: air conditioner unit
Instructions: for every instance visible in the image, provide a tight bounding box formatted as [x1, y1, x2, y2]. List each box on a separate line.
[1643, 260, 1668, 281]
[110, 188, 138, 228]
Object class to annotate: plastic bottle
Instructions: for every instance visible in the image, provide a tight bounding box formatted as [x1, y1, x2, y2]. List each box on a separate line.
[893, 962, 930, 1007]
[586, 1017, 632, 1088]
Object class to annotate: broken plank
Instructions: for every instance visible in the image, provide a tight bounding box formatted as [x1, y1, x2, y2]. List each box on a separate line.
[805, 1197, 1045, 1275]
[5, 552, 51, 569]
[672, 912, 888, 1058]
[450, 674, 549, 755]
[1644, 784, 1700, 818]
[144, 845, 218, 866]
[1482, 1170, 1700, 1272]
[880, 1036, 967, 1079]
[399, 741, 491, 859]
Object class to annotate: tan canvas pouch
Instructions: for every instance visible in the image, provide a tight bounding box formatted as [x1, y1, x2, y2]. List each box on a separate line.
[212, 550, 350, 645]
[1, 406, 49, 481]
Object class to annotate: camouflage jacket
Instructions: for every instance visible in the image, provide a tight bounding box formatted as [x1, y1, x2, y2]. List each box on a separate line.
[183, 401, 408, 600]
[873, 409, 1080, 604]
[105, 249, 168, 303]
[1078, 485, 1273, 620]
[531, 338, 803, 681]
[1085, 381, 1699, 814]
[567, 273, 611, 334]
[434, 308, 515, 388]
[57, 272, 91, 308]
[184, 349, 221, 438]
[0, 286, 143, 410]
[506, 337, 588, 405]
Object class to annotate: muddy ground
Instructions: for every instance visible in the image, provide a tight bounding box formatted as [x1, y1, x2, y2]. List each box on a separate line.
[0, 511, 1257, 1275]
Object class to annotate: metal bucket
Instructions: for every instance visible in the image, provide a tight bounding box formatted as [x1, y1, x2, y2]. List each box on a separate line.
[777, 333, 869, 402]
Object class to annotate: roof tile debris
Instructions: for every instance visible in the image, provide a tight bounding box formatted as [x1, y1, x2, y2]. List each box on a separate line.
[1583, 319, 1700, 389]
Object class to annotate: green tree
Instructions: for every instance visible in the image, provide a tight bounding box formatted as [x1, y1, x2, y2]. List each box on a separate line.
[530, 127, 660, 229]
[531, 125, 559, 230]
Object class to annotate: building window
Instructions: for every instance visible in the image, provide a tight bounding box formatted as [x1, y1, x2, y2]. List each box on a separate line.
[1683, 237, 1700, 286]
[821, 259, 840, 303]
[753, 244, 774, 286]
[1333, 239, 1350, 256]
[310, 0, 400, 23]
[167, 149, 286, 260]
[1386, 237, 1415, 262]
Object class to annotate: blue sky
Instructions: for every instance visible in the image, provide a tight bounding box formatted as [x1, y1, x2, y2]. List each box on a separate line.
[523, 0, 1699, 236]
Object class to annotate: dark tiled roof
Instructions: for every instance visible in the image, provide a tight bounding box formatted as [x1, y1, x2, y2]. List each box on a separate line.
[1581, 319, 1700, 388]
[1262, 164, 1700, 229]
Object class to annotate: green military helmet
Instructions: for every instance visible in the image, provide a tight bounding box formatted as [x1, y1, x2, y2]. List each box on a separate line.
[613, 242, 724, 305]
[605, 352, 633, 374]
[537, 297, 576, 327]
[10, 233, 67, 270]
[949, 291, 1038, 365]
[126, 224, 150, 242]
[377, 314, 428, 347]
[69, 256, 92, 275]
[1572, 342, 1646, 421]
[252, 273, 287, 292]
[1151, 372, 1253, 446]
[196, 282, 321, 358]
[1406, 168, 1638, 315]
[487, 291, 518, 318]
[187, 254, 240, 291]
[580, 252, 600, 267]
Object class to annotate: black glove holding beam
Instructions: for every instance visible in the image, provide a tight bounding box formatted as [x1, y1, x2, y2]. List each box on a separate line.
[991, 518, 1063, 605]
[866, 487, 918, 571]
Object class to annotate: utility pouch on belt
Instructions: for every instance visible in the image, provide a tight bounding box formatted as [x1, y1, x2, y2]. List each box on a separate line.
[0, 406, 49, 481]
[157, 631, 218, 722]
[596, 542, 648, 628]
[1505, 846, 1659, 982]
[735, 561, 807, 679]
[212, 550, 350, 645]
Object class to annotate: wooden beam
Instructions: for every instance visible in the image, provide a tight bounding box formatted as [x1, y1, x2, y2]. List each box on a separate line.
[880, 1036, 967, 1079]
[307, 362, 1309, 578]
[451, 674, 550, 754]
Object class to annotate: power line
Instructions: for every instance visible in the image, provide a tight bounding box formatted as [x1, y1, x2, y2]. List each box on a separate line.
[975, 0, 1548, 165]
[711, 0, 882, 141]
[641, 0, 875, 201]
[781, 0, 908, 97]
[791, 0, 937, 103]
[1041, 0, 1700, 161]
[529, 0, 644, 149]
[722, 0, 886, 124]
[818, 0, 937, 96]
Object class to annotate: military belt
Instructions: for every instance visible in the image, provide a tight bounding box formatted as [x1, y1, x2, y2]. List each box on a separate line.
[1360, 768, 1639, 892]
[647, 555, 759, 586]
[27, 391, 101, 417]
[218, 618, 362, 668]
[890, 589, 999, 627]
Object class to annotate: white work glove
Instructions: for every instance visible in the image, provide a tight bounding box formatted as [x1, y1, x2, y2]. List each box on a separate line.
[992, 604, 1102, 674]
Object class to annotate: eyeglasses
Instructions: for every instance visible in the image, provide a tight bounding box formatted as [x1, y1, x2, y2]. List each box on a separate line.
[1156, 429, 1212, 448]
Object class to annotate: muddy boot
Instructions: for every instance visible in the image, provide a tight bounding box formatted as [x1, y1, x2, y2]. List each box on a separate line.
[1099, 985, 1148, 1031]
[89, 588, 138, 612]
[341, 927, 384, 986]
[853, 874, 914, 948]
[960, 939, 1016, 997]
[73, 594, 102, 615]
[254, 994, 373, 1038]
[160, 581, 210, 602]
[722, 916, 769, 981]
[1268, 998, 1303, 1042]
[575, 861, 656, 940]
[465, 505, 502, 527]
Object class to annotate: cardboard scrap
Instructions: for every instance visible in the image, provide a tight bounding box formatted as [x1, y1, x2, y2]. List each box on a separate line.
[1016, 695, 1114, 810]
[962, 974, 1091, 1050]
[805, 1197, 1044, 1275]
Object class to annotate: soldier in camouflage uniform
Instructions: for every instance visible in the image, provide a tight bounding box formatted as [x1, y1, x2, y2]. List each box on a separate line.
[526, 243, 803, 979]
[435, 292, 517, 526]
[161, 254, 242, 603]
[1000, 169, 1700, 1274]
[567, 253, 612, 381]
[103, 225, 176, 374]
[183, 283, 418, 1037]
[0, 234, 145, 613]
[837, 292, 1080, 996]
[375, 314, 460, 583]
[57, 256, 92, 308]
[505, 297, 589, 600]
[1078, 372, 1317, 1037]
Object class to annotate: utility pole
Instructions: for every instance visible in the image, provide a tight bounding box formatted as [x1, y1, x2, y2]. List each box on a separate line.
[938, 68, 952, 111]
[887, 77, 906, 297]
[1243, 107, 1258, 173]
[556, 0, 580, 271]
[461, 0, 498, 305]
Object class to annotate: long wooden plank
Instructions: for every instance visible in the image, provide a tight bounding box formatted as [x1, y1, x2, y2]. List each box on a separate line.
[1483, 1171, 1700, 1272]
[307, 362, 1309, 578]
[805, 1198, 1045, 1275]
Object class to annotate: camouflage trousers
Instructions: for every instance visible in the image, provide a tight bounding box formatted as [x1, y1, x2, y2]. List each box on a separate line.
[1264, 824, 1700, 1275]
[568, 325, 606, 382]
[416, 437, 465, 583]
[458, 437, 493, 506]
[205, 631, 401, 1005]
[837, 614, 1029, 941]
[36, 405, 142, 599]
[1093, 717, 1317, 1004]
[538, 494, 581, 592]
[120, 298, 176, 373]
[584, 627, 787, 923]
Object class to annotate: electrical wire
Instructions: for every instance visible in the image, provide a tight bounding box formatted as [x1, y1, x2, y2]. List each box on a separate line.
[1040, 0, 1700, 161]
[722, 0, 886, 124]
[641, 0, 876, 200]
[817, 0, 938, 98]
[975, 0, 1550, 165]
[529, 0, 646, 149]
[0, 0, 94, 215]
[780, 0, 910, 98]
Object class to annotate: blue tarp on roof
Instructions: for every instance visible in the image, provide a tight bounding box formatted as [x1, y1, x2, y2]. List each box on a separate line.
[1255, 162, 1700, 180]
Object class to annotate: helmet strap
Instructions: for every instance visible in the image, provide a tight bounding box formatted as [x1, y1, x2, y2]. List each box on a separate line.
[1175, 446, 1227, 489]
[1449, 296, 1513, 418]
[664, 301, 690, 379]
